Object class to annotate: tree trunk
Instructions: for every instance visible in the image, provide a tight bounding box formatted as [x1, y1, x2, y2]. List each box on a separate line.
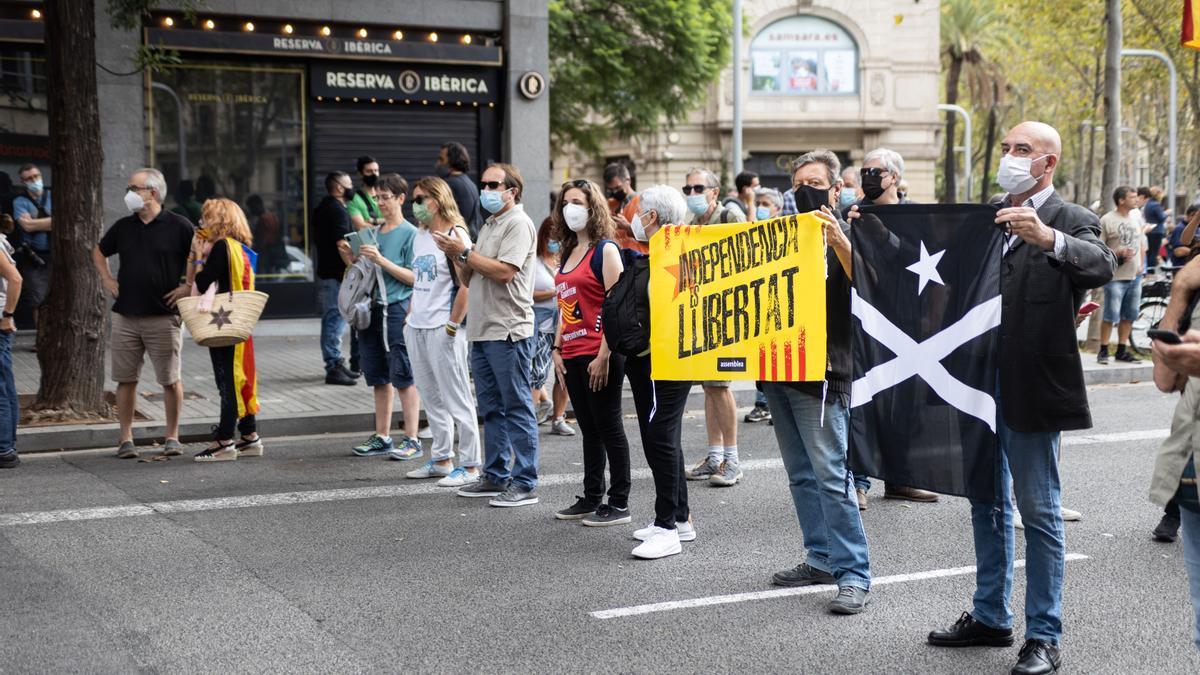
[31, 0, 109, 421]
[980, 80, 999, 203]
[1083, 51, 1102, 209]
[942, 55, 962, 203]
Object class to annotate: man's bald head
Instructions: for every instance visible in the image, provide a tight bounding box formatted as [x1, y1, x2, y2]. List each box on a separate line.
[1005, 121, 1062, 156]
[999, 120, 1062, 199]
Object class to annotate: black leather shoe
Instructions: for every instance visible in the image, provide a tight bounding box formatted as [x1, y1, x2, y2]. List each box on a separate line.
[1011, 639, 1061, 674]
[325, 368, 356, 386]
[928, 611, 1014, 647]
[1154, 512, 1181, 542]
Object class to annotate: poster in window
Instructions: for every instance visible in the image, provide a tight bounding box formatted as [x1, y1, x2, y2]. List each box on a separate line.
[752, 51, 781, 93]
[785, 52, 819, 93]
[823, 50, 857, 93]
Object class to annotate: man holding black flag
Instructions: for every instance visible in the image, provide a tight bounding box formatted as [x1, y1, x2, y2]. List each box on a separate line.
[925, 121, 1114, 674]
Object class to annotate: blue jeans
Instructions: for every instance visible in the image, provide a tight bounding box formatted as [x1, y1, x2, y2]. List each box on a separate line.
[1183, 508, 1200, 652]
[763, 383, 871, 589]
[0, 332, 15, 454]
[969, 400, 1064, 642]
[317, 278, 345, 373]
[472, 338, 540, 490]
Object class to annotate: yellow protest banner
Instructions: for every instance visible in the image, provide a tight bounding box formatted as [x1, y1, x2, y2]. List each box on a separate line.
[648, 214, 827, 381]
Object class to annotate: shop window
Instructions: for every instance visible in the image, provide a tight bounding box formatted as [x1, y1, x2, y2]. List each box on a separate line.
[750, 15, 858, 96]
[149, 63, 309, 283]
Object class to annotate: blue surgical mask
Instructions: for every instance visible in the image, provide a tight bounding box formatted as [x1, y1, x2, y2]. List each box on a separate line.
[839, 189, 857, 209]
[27, 180, 42, 193]
[755, 206, 771, 221]
[686, 194, 709, 216]
[480, 189, 506, 214]
[547, 241, 561, 254]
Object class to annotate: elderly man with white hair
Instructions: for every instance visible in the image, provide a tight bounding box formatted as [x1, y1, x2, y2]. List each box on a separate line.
[624, 184, 698, 560]
[92, 168, 197, 460]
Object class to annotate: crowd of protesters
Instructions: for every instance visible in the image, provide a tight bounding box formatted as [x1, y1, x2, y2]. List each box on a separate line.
[6, 119, 1200, 672]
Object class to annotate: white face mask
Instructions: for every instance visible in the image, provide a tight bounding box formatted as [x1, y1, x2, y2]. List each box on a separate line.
[124, 190, 145, 213]
[996, 154, 1049, 195]
[563, 203, 589, 232]
[631, 212, 651, 242]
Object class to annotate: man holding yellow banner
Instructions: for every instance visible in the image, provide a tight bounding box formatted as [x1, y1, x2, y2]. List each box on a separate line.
[647, 150, 872, 613]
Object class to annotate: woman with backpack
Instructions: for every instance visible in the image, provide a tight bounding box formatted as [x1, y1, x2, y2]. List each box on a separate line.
[608, 184, 697, 559]
[191, 198, 263, 462]
[550, 179, 631, 527]
[400, 176, 481, 487]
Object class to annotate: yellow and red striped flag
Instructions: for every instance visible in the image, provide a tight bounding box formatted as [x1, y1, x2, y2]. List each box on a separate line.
[1184, 0, 1200, 50]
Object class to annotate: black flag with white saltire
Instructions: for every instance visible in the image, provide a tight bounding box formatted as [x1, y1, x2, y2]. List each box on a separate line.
[848, 204, 1003, 501]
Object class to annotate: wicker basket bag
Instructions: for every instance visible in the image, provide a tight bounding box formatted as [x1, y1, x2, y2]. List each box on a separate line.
[177, 287, 269, 347]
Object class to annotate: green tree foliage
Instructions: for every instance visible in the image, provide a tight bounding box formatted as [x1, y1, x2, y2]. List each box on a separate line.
[548, 0, 732, 156]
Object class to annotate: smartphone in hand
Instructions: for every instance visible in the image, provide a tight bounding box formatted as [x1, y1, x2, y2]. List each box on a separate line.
[1077, 301, 1101, 317]
[1148, 328, 1183, 345]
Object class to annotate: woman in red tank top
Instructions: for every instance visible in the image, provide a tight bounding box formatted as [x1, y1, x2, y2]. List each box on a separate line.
[550, 179, 632, 526]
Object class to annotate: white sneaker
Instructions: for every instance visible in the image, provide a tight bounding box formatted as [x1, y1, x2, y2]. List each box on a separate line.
[633, 520, 696, 542]
[417, 426, 433, 440]
[436, 467, 480, 487]
[1013, 513, 1024, 530]
[406, 460, 453, 479]
[632, 529, 682, 559]
[550, 418, 576, 436]
[1061, 507, 1082, 521]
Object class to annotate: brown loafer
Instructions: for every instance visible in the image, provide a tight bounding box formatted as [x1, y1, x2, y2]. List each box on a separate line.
[856, 487, 868, 511]
[883, 484, 939, 502]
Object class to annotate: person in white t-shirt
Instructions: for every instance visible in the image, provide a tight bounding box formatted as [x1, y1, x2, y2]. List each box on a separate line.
[401, 176, 480, 487]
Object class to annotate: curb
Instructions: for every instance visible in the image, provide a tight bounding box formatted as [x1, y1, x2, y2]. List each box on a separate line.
[1082, 363, 1153, 386]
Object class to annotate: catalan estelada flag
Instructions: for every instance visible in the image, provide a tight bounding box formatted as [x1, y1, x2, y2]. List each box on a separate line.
[223, 237, 260, 418]
[1184, 0, 1200, 50]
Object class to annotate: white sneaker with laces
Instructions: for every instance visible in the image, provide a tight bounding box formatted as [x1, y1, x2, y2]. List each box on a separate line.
[436, 467, 480, 487]
[633, 520, 696, 542]
[632, 529, 682, 559]
[551, 418, 576, 436]
[417, 426, 433, 440]
[406, 460, 453, 479]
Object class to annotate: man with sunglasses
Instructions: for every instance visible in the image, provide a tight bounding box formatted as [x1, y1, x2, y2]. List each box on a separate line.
[435, 163, 541, 508]
[680, 167, 745, 487]
[91, 168, 195, 460]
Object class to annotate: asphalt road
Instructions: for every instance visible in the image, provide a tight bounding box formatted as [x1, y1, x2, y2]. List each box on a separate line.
[1, 382, 1196, 674]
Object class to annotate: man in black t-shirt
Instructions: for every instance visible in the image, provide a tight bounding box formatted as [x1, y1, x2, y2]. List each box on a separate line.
[314, 171, 357, 385]
[91, 167, 194, 460]
[436, 141, 483, 240]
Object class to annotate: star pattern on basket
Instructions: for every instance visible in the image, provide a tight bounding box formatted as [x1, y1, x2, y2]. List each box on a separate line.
[209, 307, 232, 329]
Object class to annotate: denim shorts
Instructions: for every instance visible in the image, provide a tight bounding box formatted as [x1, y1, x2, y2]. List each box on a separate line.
[1102, 278, 1141, 323]
[358, 300, 414, 389]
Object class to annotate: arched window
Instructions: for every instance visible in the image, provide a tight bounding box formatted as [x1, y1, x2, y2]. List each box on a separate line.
[750, 15, 858, 96]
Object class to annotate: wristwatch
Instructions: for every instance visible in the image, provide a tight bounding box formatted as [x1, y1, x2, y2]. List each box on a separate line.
[457, 247, 472, 264]
[2, 311, 14, 318]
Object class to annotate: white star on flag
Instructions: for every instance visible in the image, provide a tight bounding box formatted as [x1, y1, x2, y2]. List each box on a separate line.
[906, 241, 945, 295]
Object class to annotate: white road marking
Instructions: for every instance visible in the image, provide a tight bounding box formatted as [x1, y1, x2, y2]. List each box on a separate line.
[590, 553, 1090, 619]
[1, 426, 1166, 527]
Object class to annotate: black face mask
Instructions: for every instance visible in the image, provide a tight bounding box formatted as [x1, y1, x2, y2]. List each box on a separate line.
[860, 174, 886, 201]
[606, 187, 627, 202]
[343, 187, 357, 202]
[793, 184, 832, 214]
[363, 174, 379, 188]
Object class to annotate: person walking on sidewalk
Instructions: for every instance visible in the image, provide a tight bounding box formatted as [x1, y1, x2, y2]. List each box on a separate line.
[1098, 185, 1145, 364]
[532, 217, 575, 436]
[762, 151, 871, 615]
[92, 168, 194, 460]
[621, 185, 697, 559]
[435, 163, 541, 508]
[314, 171, 358, 385]
[402, 176, 481, 488]
[190, 199, 263, 462]
[0, 224, 21, 469]
[549, 179, 631, 527]
[350, 174, 423, 461]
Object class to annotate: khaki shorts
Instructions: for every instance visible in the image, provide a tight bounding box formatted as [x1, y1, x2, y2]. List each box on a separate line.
[703, 380, 732, 388]
[111, 313, 183, 386]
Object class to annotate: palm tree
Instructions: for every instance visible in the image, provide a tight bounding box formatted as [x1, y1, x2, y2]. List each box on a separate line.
[940, 0, 1009, 203]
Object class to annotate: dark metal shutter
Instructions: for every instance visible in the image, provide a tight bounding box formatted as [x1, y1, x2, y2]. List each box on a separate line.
[310, 102, 479, 200]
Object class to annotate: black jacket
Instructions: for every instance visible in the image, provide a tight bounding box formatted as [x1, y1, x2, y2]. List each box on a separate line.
[314, 195, 352, 280]
[998, 192, 1115, 432]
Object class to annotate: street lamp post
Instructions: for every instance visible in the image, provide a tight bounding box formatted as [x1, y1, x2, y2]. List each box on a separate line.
[732, 0, 743, 176]
[937, 103, 972, 202]
[1121, 49, 1177, 216]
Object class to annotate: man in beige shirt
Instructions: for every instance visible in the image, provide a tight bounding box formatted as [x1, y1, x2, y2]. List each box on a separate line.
[1098, 185, 1146, 364]
[435, 162, 541, 508]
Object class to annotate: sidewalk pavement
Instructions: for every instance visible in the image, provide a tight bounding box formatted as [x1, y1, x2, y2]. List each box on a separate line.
[12, 319, 1151, 452]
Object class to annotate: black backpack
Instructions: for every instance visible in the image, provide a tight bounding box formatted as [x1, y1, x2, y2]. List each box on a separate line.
[601, 248, 651, 357]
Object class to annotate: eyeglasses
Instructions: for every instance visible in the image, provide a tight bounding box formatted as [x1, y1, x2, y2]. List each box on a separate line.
[480, 180, 506, 191]
[561, 179, 590, 190]
[681, 184, 710, 195]
[376, 192, 396, 201]
[860, 167, 889, 179]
